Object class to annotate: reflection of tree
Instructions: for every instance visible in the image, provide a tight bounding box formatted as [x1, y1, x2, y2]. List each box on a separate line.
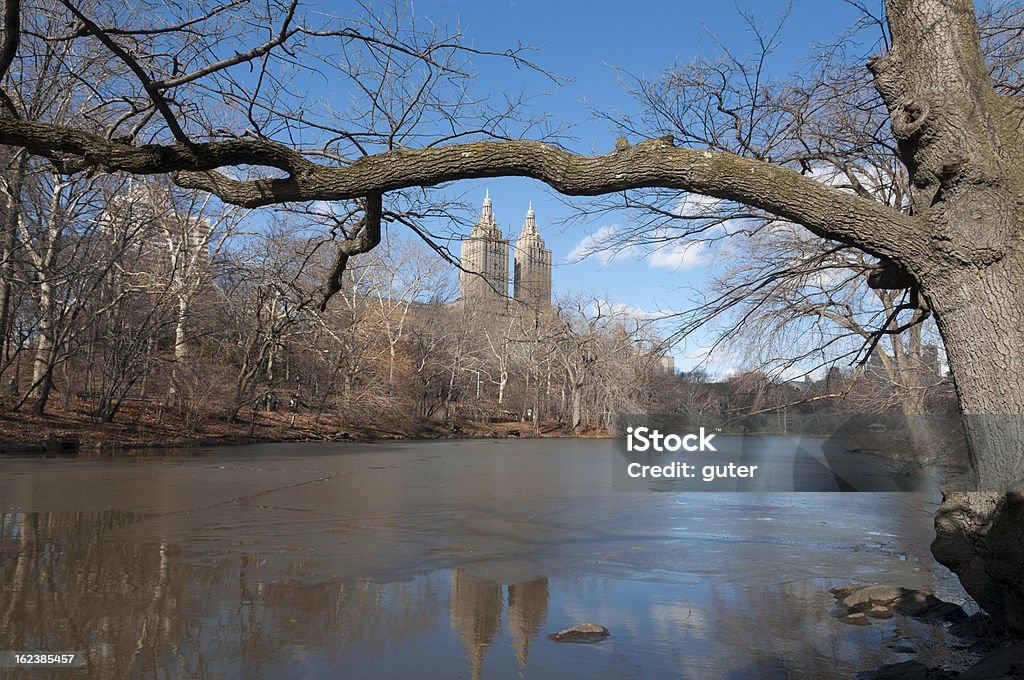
[0, 510, 451, 678]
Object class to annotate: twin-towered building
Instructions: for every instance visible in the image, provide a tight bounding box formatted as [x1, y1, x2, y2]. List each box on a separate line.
[460, 191, 552, 308]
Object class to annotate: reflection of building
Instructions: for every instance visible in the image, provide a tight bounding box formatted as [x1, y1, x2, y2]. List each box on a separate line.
[507, 578, 548, 667]
[449, 570, 549, 679]
[460, 193, 552, 309]
[450, 569, 503, 680]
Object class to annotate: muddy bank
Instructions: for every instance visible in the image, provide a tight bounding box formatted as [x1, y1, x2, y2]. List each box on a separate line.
[0, 403, 606, 453]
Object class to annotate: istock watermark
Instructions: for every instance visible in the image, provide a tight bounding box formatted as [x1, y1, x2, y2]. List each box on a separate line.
[625, 426, 717, 452]
[611, 414, 972, 492]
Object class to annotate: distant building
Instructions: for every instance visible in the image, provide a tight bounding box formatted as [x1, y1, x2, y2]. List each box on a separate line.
[513, 203, 552, 308]
[459, 190, 509, 306]
[101, 183, 212, 279]
[657, 354, 676, 375]
[460, 192, 551, 309]
[923, 343, 943, 378]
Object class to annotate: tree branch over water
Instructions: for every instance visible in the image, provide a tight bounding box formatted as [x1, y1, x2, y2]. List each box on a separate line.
[0, 117, 919, 261]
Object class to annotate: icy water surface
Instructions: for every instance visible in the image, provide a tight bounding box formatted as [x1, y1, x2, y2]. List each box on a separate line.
[0, 438, 970, 678]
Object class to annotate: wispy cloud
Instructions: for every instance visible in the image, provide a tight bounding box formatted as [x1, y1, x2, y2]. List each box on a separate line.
[589, 298, 662, 321]
[673, 192, 726, 216]
[566, 225, 640, 264]
[648, 242, 707, 270]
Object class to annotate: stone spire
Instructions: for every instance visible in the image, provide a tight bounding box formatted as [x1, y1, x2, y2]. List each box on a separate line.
[514, 202, 552, 308]
[518, 202, 542, 244]
[450, 570, 502, 680]
[472, 189, 501, 239]
[482, 189, 493, 219]
[507, 578, 549, 668]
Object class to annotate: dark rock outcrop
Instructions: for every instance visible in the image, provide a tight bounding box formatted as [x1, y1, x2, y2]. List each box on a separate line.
[830, 583, 967, 626]
[931, 492, 1024, 637]
[956, 643, 1024, 679]
[857, 660, 958, 680]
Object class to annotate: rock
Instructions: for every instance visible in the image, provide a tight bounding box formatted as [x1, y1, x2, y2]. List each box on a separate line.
[860, 661, 925, 680]
[895, 594, 967, 624]
[830, 582, 862, 598]
[857, 660, 957, 680]
[957, 643, 1024, 679]
[931, 491, 1024, 637]
[863, 645, 1024, 680]
[838, 611, 872, 626]
[838, 585, 967, 623]
[548, 623, 610, 643]
[866, 605, 895, 620]
[842, 585, 909, 610]
[949, 613, 1016, 656]
[950, 613, 1003, 641]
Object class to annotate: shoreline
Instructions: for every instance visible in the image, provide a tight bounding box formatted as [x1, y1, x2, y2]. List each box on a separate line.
[0, 405, 612, 455]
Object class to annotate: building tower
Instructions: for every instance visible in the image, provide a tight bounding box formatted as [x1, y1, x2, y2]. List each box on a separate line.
[513, 203, 552, 308]
[460, 190, 509, 304]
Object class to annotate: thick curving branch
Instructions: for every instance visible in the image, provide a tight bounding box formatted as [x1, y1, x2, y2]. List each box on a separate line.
[0, 116, 921, 265]
[319, 192, 382, 310]
[183, 140, 922, 266]
[0, 117, 313, 172]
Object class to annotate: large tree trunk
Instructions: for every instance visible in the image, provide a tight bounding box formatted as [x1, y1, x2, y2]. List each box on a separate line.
[930, 267, 1024, 489]
[926, 266, 1024, 636]
[863, 0, 1024, 489]
[874, 0, 1024, 624]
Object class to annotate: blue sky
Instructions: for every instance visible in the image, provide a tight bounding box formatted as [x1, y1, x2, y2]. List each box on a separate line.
[378, 0, 868, 373]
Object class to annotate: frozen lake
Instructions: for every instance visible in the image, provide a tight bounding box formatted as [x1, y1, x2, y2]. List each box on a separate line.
[0, 438, 969, 678]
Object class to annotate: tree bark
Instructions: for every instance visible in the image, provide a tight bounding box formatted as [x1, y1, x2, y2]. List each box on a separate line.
[169, 293, 189, 405]
[0, 153, 25, 363]
[928, 267, 1024, 489]
[28, 266, 54, 416]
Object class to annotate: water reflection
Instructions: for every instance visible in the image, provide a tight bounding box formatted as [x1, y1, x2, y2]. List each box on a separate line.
[0, 509, 966, 679]
[450, 571, 548, 679]
[0, 441, 971, 678]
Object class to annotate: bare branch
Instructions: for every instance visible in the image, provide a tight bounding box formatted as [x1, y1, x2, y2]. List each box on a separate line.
[318, 191, 382, 310]
[55, 0, 191, 144]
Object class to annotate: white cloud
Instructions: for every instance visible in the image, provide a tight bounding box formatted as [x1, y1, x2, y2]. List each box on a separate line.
[648, 242, 707, 270]
[590, 299, 661, 321]
[673, 192, 726, 216]
[805, 268, 849, 290]
[566, 225, 641, 264]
